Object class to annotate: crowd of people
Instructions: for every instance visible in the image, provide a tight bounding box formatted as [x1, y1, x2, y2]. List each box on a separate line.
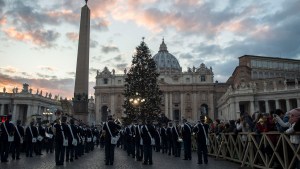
[0, 115, 101, 165]
[1, 107, 300, 168]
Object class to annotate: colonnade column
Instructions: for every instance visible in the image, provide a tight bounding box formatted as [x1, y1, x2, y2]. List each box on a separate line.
[0, 104, 4, 115]
[27, 105, 32, 124]
[275, 100, 280, 109]
[12, 104, 17, 122]
[265, 100, 270, 114]
[297, 99, 300, 108]
[286, 99, 291, 111]
[250, 101, 255, 114]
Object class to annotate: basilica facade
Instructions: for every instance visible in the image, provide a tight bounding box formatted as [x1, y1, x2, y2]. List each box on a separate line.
[94, 40, 228, 123]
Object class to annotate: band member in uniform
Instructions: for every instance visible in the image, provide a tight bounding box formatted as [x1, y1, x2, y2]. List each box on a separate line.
[181, 118, 192, 160]
[141, 118, 156, 165]
[160, 123, 168, 154]
[166, 122, 173, 156]
[172, 120, 181, 157]
[12, 120, 24, 160]
[66, 119, 78, 162]
[36, 122, 45, 155]
[134, 119, 143, 161]
[193, 115, 209, 164]
[102, 115, 121, 165]
[45, 123, 54, 153]
[0, 115, 14, 162]
[54, 116, 68, 166]
[125, 123, 134, 157]
[25, 120, 38, 157]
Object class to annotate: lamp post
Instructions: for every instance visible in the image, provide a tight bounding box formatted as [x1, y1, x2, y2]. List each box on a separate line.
[43, 108, 53, 122]
[129, 92, 145, 122]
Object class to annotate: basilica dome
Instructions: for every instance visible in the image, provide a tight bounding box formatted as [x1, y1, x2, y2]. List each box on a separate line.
[153, 39, 182, 73]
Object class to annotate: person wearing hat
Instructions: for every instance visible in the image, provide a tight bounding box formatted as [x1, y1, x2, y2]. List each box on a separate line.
[35, 122, 45, 155]
[193, 115, 209, 164]
[0, 115, 14, 162]
[172, 120, 181, 157]
[141, 118, 156, 165]
[25, 119, 38, 158]
[166, 122, 173, 156]
[134, 119, 143, 161]
[54, 116, 69, 165]
[45, 122, 54, 153]
[160, 123, 168, 154]
[181, 118, 192, 160]
[102, 115, 121, 165]
[66, 118, 78, 162]
[12, 120, 24, 160]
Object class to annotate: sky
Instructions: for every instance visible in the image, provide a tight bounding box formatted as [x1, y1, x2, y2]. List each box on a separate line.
[0, 0, 300, 99]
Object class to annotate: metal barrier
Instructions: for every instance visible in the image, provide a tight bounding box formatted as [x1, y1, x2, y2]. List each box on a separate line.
[207, 132, 300, 169]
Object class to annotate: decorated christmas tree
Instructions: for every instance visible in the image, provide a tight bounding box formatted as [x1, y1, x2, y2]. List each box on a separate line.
[123, 39, 162, 124]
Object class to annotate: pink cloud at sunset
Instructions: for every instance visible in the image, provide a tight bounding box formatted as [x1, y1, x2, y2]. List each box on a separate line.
[66, 32, 79, 41]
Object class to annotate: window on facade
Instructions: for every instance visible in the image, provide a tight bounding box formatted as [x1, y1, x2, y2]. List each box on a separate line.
[200, 75, 206, 82]
[103, 78, 108, 84]
[161, 78, 164, 82]
[118, 80, 121, 84]
[186, 78, 190, 83]
[101, 94, 108, 103]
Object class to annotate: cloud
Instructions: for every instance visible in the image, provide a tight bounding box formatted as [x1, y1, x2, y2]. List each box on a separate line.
[0, 16, 6, 25]
[89, 67, 98, 75]
[67, 72, 75, 76]
[36, 73, 57, 79]
[90, 39, 99, 48]
[66, 32, 79, 41]
[38, 66, 56, 71]
[179, 53, 193, 59]
[3, 27, 60, 47]
[91, 19, 109, 32]
[101, 45, 119, 53]
[0, 66, 18, 74]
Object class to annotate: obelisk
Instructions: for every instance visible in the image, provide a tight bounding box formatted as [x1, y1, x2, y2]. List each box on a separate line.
[73, 0, 90, 123]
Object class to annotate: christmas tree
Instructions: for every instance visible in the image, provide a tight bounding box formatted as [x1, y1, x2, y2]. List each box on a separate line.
[123, 39, 162, 124]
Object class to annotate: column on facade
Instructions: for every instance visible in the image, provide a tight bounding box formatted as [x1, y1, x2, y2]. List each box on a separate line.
[229, 100, 235, 120]
[0, 104, 4, 115]
[265, 100, 270, 114]
[275, 100, 280, 109]
[297, 99, 300, 108]
[164, 92, 168, 118]
[250, 101, 255, 114]
[209, 93, 214, 119]
[96, 95, 101, 123]
[180, 92, 185, 120]
[192, 92, 197, 120]
[235, 101, 240, 120]
[169, 93, 173, 120]
[286, 99, 291, 112]
[110, 93, 115, 115]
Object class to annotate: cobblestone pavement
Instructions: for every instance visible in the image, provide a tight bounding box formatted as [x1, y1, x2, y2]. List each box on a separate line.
[0, 147, 240, 169]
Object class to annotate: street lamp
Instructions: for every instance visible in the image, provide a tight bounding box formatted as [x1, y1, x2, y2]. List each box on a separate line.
[129, 92, 145, 122]
[43, 108, 53, 122]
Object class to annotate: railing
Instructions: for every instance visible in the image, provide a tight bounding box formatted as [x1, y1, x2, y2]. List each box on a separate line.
[207, 132, 300, 169]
